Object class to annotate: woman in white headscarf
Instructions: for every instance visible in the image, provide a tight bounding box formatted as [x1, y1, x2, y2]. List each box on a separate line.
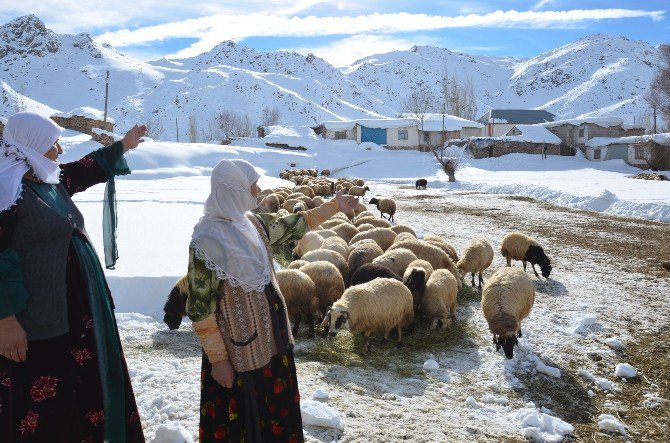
[186, 159, 357, 442]
[0, 112, 147, 442]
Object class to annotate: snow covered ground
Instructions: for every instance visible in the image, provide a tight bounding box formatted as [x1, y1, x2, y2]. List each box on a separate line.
[54, 132, 670, 441]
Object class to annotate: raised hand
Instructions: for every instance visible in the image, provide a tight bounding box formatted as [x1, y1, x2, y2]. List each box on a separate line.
[120, 124, 148, 153]
[333, 189, 359, 212]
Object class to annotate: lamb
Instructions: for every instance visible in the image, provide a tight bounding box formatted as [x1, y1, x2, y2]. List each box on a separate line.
[299, 261, 345, 317]
[320, 236, 350, 260]
[369, 197, 396, 222]
[321, 278, 414, 353]
[347, 240, 384, 278]
[372, 248, 419, 278]
[301, 249, 349, 284]
[388, 240, 462, 286]
[163, 275, 188, 330]
[349, 227, 397, 251]
[292, 231, 324, 258]
[415, 179, 428, 190]
[349, 263, 402, 286]
[331, 223, 359, 243]
[348, 186, 370, 197]
[457, 239, 494, 289]
[423, 269, 458, 330]
[276, 269, 320, 337]
[402, 259, 434, 313]
[424, 235, 459, 263]
[390, 224, 417, 237]
[481, 267, 535, 359]
[500, 232, 552, 279]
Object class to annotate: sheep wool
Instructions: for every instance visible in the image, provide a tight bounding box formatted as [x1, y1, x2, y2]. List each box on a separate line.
[372, 248, 419, 278]
[354, 211, 375, 223]
[299, 261, 345, 315]
[481, 267, 535, 359]
[293, 231, 324, 258]
[288, 260, 309, 269]
[390, 224, 417, 237]
[331, 223, 359, 244]
[369, 198, 396, 222]
[347, 241, 384, 278]
[258, 193, 280, 213]
[349, 227, 397, 251]
[356, 223, 375, 233]
[403, 259, 435, 311]
[457, 239, 494, 289]
[349, 263, 401, 286]
[300, 249, 349, 284]
[322, 278, 413, 353]
[320, 236, 350, 260]
[423, 269, 458, 330]
[276, 269, 320, 337]
[424, 235, 459, 263]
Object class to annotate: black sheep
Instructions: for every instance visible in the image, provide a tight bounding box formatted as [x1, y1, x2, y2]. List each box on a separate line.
[349, 263, 401, 286]
[415, 179, 427, 190]
[163, 276, 188, 330]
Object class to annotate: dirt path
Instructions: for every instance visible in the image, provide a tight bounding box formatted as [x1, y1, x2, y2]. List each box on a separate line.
[122, 184, 670, 442]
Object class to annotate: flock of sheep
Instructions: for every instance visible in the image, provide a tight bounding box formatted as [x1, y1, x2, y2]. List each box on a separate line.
[163, 169, 554, 360]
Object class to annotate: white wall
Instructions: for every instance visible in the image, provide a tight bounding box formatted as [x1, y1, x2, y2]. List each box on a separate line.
[490, 123, 515, 137]
[387, 126, 419, 147]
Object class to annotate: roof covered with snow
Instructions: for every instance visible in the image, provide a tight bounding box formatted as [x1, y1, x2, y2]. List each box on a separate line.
[356, 118, 418, 129]
[477, 109, 555, 124]
[318, 120, 357, 131]
[401, 113, 484, 131]
[52, 106, 115, 123]
[507, 125, 562, 144]
[586, 133, 670, 147]
[541, 116, 643, 129]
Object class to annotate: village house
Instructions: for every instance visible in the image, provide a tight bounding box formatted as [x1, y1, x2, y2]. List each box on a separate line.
[311, 120, 357, 141]
[314, 118, 421, 150]
[450, 124, 562, 159]
[51, 107, 116, 146]
[540, 117, 645, 149]
[586, 133, 670, 169]
[401, 113, 484, 149]
[477, 109, 555, 137]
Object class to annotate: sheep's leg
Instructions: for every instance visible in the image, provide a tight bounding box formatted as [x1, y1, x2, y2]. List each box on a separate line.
[380, 212, 386, 219]
[523, 260, 528, 271]
[505, 256, 512, 267]
[306, 313, 315, 338]
[362, 332, 372, 354]
[389, 214, 394, 222]
[478, 271, 484, 289]
[517, 328, 522, 338]
[531, 263, 540, 279]
[396, 326, 404, 348]
[291, 316, 301, 337]
[429, 318, 438, 330]
[471, 272, 476, 287]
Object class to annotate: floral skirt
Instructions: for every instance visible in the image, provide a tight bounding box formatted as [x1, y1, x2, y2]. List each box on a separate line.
[0, 243, 144, 442]
[199, 350, 304, 443]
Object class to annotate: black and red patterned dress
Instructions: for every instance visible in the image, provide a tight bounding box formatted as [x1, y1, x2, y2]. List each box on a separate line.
[0, 143, 144, 442]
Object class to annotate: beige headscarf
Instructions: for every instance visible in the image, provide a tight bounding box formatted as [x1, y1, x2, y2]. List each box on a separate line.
[190, 159, 269, 292]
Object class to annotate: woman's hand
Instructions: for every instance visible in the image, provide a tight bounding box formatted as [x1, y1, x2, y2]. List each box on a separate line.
[0, 316, 28, 363]
[211, 359, 235, 388]
[333, 189, 359, 212]
[120, 124, 148, 153]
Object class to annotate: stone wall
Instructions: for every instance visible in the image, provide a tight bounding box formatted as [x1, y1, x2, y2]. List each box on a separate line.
[384, 145, 422, 151]
[0, 120, 4, 138]
[91, 132, 116, 147]
[51, 115, 114, 136]
[469, 141, 562, 159]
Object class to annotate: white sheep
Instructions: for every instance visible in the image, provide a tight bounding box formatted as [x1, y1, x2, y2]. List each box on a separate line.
[353, 211, 375, 222]
[372, 248, 419, 278]
[348, 186, 370, 197]
[258, 193, 280, 213]
[299, 261, 345, 317]
[321, 278, 414, 353]
[457, 239, 494, 289]
[331, 223, 359, 244]
[292, 231, 324, 258]
[369, 197, 396, 222]
[320, 236, 350, 260]
[276, 269, 320, 337]
[300, 249, 349, 284]
[500, 232, 552, 279]
[424, 235, 459, 263]
[349, 227, 397, 251]
[481, 267, 535, 359]
[390, 224, 417, 237]
[423, 269, 458, 330]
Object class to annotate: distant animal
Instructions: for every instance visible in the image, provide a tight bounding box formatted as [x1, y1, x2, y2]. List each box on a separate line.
[481, 267, 535, 359]
[163, 276, 189, 330]
[369, 197, 396, 222]
[415, 179, 427, 190]
[500, 232, 552, 279]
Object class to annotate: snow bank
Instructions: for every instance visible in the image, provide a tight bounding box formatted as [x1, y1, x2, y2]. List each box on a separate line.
[508, 125, 562, 144]
[263, 125, 319, 149]
[300, 400, 344, 430]
[597, 414, 627, 435]
[571, 314, 598, 335]
[614, 363, 637, 378]
[514, 402, 574, 442]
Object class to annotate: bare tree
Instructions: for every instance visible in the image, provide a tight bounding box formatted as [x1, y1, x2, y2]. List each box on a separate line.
[260, 106, 281, 127]
[441, 70, 477, 120]
[647, 44, 670, 132]
[145, 114, 165, 140]
[403, 85, 437, 147]
[188, 114, 198, 143]
[216, 110, 256, 139]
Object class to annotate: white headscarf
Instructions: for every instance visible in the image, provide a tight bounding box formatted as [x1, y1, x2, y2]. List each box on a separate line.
[0, 112, 63, 212]
[190, 159, 269, 292]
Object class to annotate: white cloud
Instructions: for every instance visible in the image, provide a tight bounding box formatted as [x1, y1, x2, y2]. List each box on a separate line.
[288, 34, 439, 67]
[94, 9, 666, 58]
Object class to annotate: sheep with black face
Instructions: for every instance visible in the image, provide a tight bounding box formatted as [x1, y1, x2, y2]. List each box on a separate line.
[500, 232, 552, 279]
[163, 275, 189, 330]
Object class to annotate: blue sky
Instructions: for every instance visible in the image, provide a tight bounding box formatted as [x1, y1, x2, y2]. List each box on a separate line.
[1, 0, 667, 66]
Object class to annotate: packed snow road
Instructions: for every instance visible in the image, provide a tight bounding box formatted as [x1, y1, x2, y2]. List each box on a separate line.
[120, 183, 670, 442]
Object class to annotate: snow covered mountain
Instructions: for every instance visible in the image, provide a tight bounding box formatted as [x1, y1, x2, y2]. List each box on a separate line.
[0, 14, 661, 140]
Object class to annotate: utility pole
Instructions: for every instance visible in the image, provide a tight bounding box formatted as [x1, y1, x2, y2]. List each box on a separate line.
[175, 118, 179, 142]
[442, 102, 446, 149]
[103, 70, 109, 122]
[653, 103, 658, 134]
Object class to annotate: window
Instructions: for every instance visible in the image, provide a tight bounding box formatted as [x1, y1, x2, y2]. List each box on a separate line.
[334, 131, 347, 140]
[398, 129, 408, 140]
[593, 148, 601, 160]
[635, 147, 646, 160]
[578, 125, 587, 139]
[423, 132, 430, 142]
